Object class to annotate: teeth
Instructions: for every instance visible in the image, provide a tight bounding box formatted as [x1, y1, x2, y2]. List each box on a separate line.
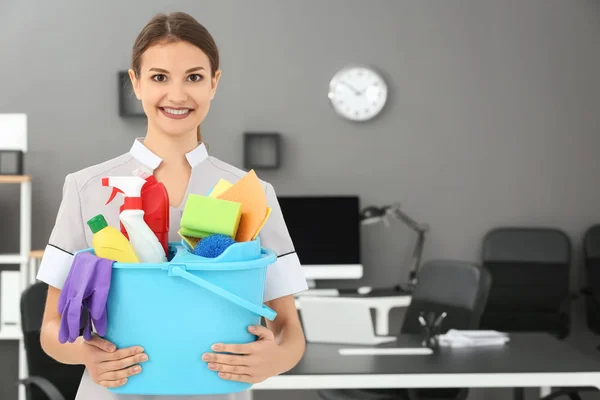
[163, 108, 190, 115]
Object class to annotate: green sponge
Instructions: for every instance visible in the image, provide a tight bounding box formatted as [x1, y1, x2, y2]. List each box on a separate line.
[180, 194, 242, 239]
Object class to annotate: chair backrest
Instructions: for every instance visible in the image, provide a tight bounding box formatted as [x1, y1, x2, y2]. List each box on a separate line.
[481, 227, 571, 312]
[583, 225, 600, 334]
[584, 225, 600, 291]
[20, 282, 84, 400]
[401, 260, 491, 335]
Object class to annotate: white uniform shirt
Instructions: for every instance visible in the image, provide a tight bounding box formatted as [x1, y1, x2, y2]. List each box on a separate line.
[36, 138, 308, 400]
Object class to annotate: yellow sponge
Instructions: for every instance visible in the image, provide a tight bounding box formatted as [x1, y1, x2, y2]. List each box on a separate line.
[180, 194, 242, 239]
[209, 179, 233, 198]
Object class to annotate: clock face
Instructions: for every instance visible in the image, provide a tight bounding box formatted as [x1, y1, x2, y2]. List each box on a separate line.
[328, 66, 388, 122]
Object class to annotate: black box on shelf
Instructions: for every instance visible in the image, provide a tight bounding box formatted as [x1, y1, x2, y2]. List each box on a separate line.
[243, 132, 281, 170]
[0, 151, 24, 175]
[118, 71, 146, 117]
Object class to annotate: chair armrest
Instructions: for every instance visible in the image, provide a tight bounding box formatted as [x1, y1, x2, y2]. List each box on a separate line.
[18, 376, 66, 400]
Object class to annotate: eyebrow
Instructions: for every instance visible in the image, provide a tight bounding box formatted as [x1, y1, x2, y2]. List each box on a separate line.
[148, 67, 205, 73]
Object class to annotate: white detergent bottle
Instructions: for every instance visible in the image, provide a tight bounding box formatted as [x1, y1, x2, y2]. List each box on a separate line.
[102, 176, 167, 264]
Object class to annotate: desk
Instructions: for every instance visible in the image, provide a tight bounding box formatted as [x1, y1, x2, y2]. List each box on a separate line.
[254, 333, 600, 395]
[296, 289, 412, 336]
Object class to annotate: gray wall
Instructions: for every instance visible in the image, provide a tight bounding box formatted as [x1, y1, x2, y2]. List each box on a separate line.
[2, 0, 600, 399]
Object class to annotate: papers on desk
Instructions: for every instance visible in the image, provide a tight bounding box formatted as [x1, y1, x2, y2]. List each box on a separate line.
[438, 329, 510, 347]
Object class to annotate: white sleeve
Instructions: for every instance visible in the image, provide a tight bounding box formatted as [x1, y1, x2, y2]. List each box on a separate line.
[36, 174, 88, 290]
[259, 183, 308, 302]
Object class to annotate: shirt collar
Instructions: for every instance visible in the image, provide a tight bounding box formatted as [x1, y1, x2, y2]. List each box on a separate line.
[129, 137, 208, 170]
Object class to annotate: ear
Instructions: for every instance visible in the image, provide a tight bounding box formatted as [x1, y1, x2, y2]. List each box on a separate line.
[128, 68, 142, 100]
[210, 70, 221, 100]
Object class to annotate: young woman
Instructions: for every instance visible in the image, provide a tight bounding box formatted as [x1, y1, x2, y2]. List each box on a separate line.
[36, 11, 308, 400]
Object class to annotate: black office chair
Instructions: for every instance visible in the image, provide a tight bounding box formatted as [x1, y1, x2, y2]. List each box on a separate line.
[479, 227, 572, 339]
[534, 226, 600, 400]
[317, 259, 492, 400]
[582, 224, 600, 337]
[18, 282, 85, 400]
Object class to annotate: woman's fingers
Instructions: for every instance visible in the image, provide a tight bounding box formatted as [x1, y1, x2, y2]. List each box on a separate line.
[208, 362, 251, 376]
[100, 345, 145, 363]
[99, 364, 143, 383]
[97, 377, 129, 388]
[101, 351, 148, 373]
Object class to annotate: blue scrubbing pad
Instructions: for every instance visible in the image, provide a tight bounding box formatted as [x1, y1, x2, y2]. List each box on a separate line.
[193, 234, 237, 258]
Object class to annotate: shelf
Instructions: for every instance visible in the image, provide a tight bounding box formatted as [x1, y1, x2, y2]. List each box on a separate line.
[0, 175, 30, 184]
[29, 250, 44, 260]
[0, 325, 21, 340]
[0, 254, 27, 264]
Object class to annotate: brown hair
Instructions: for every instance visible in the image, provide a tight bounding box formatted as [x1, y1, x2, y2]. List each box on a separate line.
[131, 12, 219, 144]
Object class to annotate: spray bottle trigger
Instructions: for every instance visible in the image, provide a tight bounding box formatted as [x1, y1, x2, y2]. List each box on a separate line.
[102, 177, 124, 205]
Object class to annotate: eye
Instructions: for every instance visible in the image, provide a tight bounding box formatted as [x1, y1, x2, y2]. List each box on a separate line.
[152, 74, 167, 82]
[187, 74, 203, 82]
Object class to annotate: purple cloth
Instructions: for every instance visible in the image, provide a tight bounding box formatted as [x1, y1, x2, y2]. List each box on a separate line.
[58, 252, 113, 344]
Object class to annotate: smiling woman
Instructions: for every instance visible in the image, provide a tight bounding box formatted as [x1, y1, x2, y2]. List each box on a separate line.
[37, 11, 308, 400]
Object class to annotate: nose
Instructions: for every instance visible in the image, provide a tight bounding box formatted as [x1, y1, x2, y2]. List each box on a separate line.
[167, 82, 188, 104]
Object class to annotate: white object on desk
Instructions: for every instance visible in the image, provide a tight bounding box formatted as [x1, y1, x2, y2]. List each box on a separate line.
[1, 270, 20, 329]
[438, 329, 510, 347]
[298, 296, 397, 345]
[339, 347, 433, 356]
[295, 293, 411, 336]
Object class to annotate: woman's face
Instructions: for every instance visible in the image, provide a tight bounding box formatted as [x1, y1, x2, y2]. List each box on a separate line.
[129, 40, 221, 139]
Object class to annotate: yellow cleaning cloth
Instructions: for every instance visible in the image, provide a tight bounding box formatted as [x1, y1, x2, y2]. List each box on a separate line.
[217, 170, 267, 242]
[252, 206, 272, 240]
[209, 179, 233, 198]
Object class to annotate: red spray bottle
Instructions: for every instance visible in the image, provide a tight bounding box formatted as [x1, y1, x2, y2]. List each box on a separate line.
[116, 170, 170, 256]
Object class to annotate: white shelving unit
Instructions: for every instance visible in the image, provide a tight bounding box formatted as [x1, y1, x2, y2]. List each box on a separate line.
[0, 175, 32, 400]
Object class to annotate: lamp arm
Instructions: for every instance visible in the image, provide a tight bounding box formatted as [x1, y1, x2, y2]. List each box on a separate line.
[387, 205, 429, 233]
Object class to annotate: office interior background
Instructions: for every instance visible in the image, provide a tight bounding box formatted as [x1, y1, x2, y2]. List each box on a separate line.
[2, 0, 600, 399]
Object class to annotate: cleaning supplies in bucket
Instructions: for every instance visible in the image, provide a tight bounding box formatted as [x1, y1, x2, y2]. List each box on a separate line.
[179, 194, 242, 240]
[178, 170, 272, 249]
[132, 168, 170, 256]
[87, 214, 139, 263]
[103, 176, 167, 264]
[57, 251, 113, 344]
[193, 234, 237, 257]
[60, 168, 280, 395]
[216, 170, 269, 242]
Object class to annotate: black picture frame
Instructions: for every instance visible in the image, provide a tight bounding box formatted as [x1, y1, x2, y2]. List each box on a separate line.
[118, 71, 146, 118]
[243, 132, 281, 170]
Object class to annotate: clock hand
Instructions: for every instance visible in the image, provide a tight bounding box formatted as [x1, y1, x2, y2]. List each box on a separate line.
[340, 80, 361, 95]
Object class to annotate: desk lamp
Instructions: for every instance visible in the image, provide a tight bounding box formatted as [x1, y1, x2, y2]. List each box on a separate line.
[360, 202, 429, 292]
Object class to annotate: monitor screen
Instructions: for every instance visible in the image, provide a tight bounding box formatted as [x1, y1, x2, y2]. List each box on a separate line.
[276, 196, 361, 265]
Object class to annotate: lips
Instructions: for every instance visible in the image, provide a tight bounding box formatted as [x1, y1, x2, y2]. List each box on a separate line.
[159, 107, 193, 120]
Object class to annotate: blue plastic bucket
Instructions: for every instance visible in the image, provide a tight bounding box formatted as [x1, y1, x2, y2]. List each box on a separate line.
[76, 238, 277, 396]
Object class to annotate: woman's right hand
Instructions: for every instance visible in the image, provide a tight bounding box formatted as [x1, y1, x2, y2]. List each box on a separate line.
[80, 334, 148, 388]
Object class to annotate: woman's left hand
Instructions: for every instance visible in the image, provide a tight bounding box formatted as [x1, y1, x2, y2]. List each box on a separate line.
[202, 325, 286, 384]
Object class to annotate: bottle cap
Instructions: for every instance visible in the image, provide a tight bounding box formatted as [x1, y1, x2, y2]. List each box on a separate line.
[87, 214, 108, 234]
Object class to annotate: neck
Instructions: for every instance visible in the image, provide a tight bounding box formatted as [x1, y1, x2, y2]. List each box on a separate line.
[143, 126, 199, 168]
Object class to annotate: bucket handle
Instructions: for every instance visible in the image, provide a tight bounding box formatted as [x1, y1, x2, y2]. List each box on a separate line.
[169, 265, 277, 321]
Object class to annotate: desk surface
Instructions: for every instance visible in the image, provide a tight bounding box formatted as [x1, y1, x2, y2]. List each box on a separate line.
[255, 333, 600, 390]
[291, 333, 600, 375]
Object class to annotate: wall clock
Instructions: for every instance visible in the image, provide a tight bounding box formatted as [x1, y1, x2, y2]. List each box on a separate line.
[328, 65, 388, 122]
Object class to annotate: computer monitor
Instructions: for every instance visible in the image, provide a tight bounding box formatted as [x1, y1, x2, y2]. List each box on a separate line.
[276, 195, 363, 280]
